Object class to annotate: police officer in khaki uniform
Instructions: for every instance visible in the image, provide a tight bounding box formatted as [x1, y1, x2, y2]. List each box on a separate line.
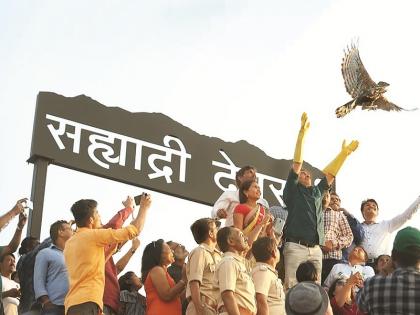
[251, 237, 285, 315]
[186, 218, 222, 315]
[214, 227, 256, 315]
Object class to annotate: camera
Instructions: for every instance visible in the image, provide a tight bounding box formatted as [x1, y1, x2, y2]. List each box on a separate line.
[134, 193, 148, 205]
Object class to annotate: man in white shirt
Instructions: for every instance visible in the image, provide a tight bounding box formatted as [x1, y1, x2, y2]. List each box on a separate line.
[323, 246, 374, 290]
[360, 195, 420, 266]
[211, 166, 268, 227]
[1, 253, 20, 315]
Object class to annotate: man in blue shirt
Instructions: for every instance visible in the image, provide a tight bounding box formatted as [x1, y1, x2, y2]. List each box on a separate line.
[34, 220, 73, 315]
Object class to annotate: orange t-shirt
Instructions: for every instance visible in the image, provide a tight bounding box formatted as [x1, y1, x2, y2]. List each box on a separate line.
[144, 268, 182, 315]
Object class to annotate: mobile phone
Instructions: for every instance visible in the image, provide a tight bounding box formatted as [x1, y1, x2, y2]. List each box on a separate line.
[134, 193, 148, 205]
[273, 217, 286, 235]
[22, 200, 33, 210]
[352, 265, 364, 276]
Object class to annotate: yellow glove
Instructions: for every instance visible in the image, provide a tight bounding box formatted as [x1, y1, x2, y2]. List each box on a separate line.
[293, 112, 310, 163]
[323, 140, 359, 177]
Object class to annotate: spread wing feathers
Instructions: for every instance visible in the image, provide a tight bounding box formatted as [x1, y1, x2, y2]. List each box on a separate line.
[341, 42, 377, 99]
[374, 96, 417, 112]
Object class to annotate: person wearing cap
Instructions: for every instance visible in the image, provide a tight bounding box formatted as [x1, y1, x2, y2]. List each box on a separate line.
[357, 226, 420, 314]
[214, 227, 256, 315]
[185, 218, 221, 315]
[359, 195, 420, 267]
[211, 166, 268, 227]
[283, 112, 359, 289]
[285, 281, 333, 315]
[251, 237, 285, 315]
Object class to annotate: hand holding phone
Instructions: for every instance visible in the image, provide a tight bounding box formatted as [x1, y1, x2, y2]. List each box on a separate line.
[134, 192, 151, 207]
[273, 217, 286, 235]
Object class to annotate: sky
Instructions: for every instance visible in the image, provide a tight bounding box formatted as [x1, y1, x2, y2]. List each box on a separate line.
[1, 0, 419, 277]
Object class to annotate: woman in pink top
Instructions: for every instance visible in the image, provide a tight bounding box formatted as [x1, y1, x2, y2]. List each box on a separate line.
[141, 239, 186, 315]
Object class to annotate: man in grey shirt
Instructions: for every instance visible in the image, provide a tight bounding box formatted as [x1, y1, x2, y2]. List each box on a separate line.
[34, 220, 73, 315]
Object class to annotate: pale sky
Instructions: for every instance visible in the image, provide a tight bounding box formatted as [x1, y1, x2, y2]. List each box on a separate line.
[1, 0, 419, 277]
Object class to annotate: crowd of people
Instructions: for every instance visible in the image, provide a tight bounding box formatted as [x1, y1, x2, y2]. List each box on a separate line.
[1, 113, 419, 315]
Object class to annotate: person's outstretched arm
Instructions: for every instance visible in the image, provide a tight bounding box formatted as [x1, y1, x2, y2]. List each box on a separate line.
[323, 140, 359, 186]
[129, 193, 151, 234]
[387, 195, 420, 232]
[292, 112, 310, 175]
[1, 213, 27, 257]
[0, 198, 26, 231]
[115, 238, 140, 274]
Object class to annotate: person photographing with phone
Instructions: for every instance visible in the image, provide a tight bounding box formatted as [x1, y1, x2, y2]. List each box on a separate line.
[64, 193, 152, 315]
[323, 246, 374, 291]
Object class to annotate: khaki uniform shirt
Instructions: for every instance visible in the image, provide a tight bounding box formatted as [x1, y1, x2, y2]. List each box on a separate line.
[252, 262, 285, 315]
[214, 252, 256, 314]
[186, 243, 222, 303]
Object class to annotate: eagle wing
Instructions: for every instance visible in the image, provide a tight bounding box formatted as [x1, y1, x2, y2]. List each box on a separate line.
[341, 42, 377, 99]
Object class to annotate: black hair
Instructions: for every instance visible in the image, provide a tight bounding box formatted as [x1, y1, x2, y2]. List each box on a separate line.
[18, 236, 39, 256]
[360, 198, 379, 213]
[190, 218, 215, 244]
[235, 165, 256, 187]
[119, 271, 136, 291]
[50, 220, 69, 243]
[238, 179, 257, 204]
[328, 278, 346, 299]
[296, 260, 318, 283]
[252, 237, 277, 262]
[141, 239, 164, 283]
[0, 252, 15, 263]
[392, 247, 420, 268]
[217, 227, 233, 253]
[71, 199, 98, 227]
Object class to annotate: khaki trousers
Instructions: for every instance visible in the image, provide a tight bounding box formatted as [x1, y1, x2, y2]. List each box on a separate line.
[186, 301, 216, 315]
[283, 241, 322, 290]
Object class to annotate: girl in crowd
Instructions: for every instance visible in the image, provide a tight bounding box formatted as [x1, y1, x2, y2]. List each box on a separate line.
[328, 273, 366, 315]
[119, 271, 146, 315]
[141, 239, 186, 315]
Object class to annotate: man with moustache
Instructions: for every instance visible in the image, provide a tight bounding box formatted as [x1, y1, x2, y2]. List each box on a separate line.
[214, 227, 256, 315]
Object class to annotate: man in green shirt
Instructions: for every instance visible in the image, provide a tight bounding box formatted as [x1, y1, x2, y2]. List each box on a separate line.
[283, 113, 358, 290]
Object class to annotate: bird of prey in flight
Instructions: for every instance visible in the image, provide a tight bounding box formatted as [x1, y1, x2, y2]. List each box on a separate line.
[335, 42, 417, 118]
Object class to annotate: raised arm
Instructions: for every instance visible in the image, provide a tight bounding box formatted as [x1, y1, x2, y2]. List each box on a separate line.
[115, 238, 140, 274]
[130, 193, 152, 234]
[0, 198, 26, 231]
[292, 112, 310, 175]
[323, 140, 359, 186]
[1, 213, 27, 257]
[102, 196, 135, 229]
[387, 195, 420, 232]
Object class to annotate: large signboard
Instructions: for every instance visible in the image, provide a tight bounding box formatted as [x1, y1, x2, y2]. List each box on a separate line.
[29, 92, 325, 209]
